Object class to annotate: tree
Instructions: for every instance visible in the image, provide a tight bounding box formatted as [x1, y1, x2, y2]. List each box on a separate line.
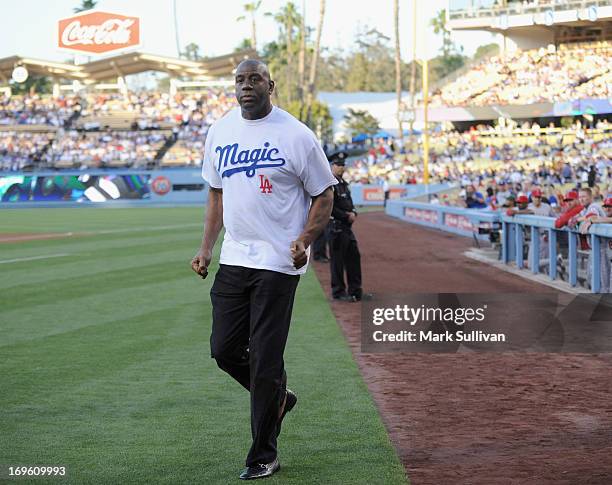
[305, 0, 326, 126]
[237, 1, 263, 51]
[343, 108, 380, 137]
[9, 76, 52, 95]
[297, 0, 306, 118]
[430, 9, 452, 58]
[73, 0, 96, 13]
[286, 100, 333, 141]
[265, 2, 301, 104]
[234, 38, 253, 52]
[182, 42, 202, 61]
[429, 9, 466, 80]
[409, 0, 417, 134]
[393, 0, 403, 144]
[474, 43, 500, 60]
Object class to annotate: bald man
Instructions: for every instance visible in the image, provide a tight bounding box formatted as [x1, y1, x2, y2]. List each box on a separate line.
[191, 60, 336, 479]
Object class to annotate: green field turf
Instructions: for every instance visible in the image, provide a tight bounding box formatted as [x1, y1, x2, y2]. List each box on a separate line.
[0, 207, 407, 485]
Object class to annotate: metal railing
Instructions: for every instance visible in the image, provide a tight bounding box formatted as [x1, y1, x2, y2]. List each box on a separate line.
[385, 197, 612, 293]
[449, 0, 605, 21]
[501, 214, 612, 293]
[386, 199, 500, 239]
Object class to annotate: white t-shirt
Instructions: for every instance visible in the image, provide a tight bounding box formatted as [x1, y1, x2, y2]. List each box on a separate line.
[202, 106, 337, 275]
[528, 202, 553, 217]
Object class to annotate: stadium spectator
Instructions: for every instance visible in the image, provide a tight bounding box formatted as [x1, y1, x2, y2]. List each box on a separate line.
[464, 184, 487, 209]
[570, 187, 605, 228]
[555, 191, 583, 229]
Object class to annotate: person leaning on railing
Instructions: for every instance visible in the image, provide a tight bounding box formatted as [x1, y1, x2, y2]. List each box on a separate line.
[554, 191, 583, 229]
[579, 198, 612, 293]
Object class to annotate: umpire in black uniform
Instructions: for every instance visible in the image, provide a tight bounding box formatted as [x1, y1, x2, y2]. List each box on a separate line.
[328, 151, 369, 302]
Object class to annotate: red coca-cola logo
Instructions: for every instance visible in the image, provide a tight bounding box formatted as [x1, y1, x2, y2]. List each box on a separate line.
[58, 11, 140, 55]
[151, 176, 172, 196]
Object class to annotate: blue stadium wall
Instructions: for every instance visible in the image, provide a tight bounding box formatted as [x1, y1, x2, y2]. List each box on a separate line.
[0, 169, 452, 208]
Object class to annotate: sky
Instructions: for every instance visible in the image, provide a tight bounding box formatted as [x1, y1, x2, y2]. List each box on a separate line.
[0, 0, 496, 64]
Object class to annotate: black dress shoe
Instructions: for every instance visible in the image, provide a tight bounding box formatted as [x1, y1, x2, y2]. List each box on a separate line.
[239, 459, 280, 480]
[354, 293, 373, 301]
[333, 294, 357, 302]
[277, 389, 297, 437]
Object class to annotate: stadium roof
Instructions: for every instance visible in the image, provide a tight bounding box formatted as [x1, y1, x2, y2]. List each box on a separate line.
[448, 1, 612, 33]
[0, 56, 88, 82]
[0, 48, 258, 85]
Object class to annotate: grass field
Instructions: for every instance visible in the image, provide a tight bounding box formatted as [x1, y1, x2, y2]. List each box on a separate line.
[0, 207, 407, 485]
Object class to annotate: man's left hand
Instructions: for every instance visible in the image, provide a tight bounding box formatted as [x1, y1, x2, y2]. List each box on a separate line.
[290, 240, 307, 269]
[580, 220, 592, 234]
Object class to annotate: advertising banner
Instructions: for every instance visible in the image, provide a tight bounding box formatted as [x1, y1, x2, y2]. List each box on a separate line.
[0, 174, 150, 202]
[57, 10, 141, 56]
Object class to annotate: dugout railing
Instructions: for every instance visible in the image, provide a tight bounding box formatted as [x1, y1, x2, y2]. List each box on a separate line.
[501, 214, 612, 293]
[386, 199, 611, 293]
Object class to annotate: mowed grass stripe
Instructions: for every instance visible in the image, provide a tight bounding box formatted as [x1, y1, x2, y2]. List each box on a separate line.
[1, 266, 209, 346]
[0, 207, 407, 485]
[0, 238, 199, 291]
[0, 207, 205, 233]
[0, 226, 202, 262]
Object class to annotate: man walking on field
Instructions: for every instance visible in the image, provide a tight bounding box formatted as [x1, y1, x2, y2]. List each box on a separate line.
[191, 59, 335, 480]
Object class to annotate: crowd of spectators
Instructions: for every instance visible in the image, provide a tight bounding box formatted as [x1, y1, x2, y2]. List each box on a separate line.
[430, 41, 611, 107]
[44, 130, 167, 169]
[79, 89, 236, 127]
[345, 119, 611, 190]
[0, 94, 81, 127]
[0, 88, 237, 170]
[0, 132, 54, 171]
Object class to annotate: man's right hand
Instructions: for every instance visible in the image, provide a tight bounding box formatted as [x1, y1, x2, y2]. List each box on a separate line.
[191, 248, 212, 279]
[347, 212, 357, 224]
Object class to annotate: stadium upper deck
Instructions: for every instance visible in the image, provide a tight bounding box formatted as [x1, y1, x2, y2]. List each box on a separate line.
[430, 40, 611, 107]
[448, 1, 611, 51]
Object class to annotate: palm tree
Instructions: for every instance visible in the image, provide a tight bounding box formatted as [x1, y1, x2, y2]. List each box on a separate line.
[237, 1, 263, 51]
[305, 0, 325, 126]
[430, 9, 451, 58]
[173, 0, 181, 57]
[265, 2, 301, 103]
[409, 0, 417, 135]
[182, 42, 202, 61]
[73, 0, 97, 13]
[393, 0, 403, 144]
[298, 0, 306, 116]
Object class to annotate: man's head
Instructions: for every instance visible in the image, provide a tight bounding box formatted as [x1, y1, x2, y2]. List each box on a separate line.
[531, 188, 542, 207]
[517, 195, 529, 210]
[578, 187, 593, 207]
[234, 59, 274, 119]
[564, 191, 579, 208]
[331, 163, 345, 177]
[603, 197, 612, 217]
[504, 195, 516, 208]
[329, 151, 347, 177]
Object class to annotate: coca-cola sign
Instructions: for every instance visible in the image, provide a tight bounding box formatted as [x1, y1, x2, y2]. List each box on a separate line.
[57, 11, 140, 55]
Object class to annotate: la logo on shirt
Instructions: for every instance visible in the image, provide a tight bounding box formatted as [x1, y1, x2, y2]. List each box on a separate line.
[258, 174, 273, 194]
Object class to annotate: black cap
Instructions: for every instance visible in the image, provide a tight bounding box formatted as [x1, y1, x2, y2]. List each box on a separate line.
[328, 151, 348, 166]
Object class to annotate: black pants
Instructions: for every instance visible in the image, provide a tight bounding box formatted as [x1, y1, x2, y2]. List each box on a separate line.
[312, 227, 328, 259]
[210, 264, 300, 466]
[329, 228, 362, 299]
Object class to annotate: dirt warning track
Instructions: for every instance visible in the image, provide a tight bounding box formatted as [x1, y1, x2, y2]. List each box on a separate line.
[313, 211, 612, 485]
